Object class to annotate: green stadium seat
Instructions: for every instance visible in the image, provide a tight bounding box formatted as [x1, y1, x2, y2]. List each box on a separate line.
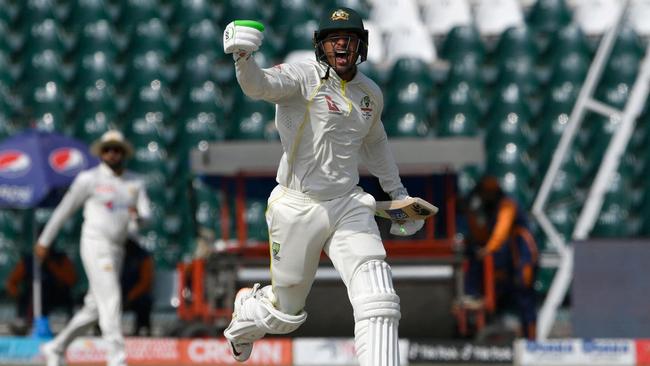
[456, 165, 482, 197]
[547, 53, 589, 88]
[0, 23, 13, 56]
[116, 0, 161, 36]
[535, 266, 557, 294]
[128, 141, 170, 189]
[14, 0, 57, 33]
[492, 25, 538, 65]
[191, 178, 224, 240]
[591, 172, 632, 237]
[600, 53, 640, 89]
[168, 0, 219, 33]
[72, 19, 119, 60]
[444, 57, 485, 96]
[222, 0, 268, 26]
[494, 57, 539, 97]
[72, 110, 117, 144]
[386, 58, 435, 95]
[542, 24, 591, 67]
[0, 96, 18, 140]
[436, 81, 481, 137]
[0, 0, 13, 27]
[526, 0, 573, 36]
[124, 18, 172, 59]
[439, 25, 485, 65]
[282, 20, 319, 55]
[22, 81, 67, 132]
[270, 0, 315, 37]
[73, 51, 118, 89]
[243, 197, 268, 242]
[20, 50, 65, 92]
[383, 109, 430, 138]
[228, 94, 276, 140]
[483, 84, 534, 144]
[612, 25, 645, 60]
[20, 19, 67, 59]
[0, 53, 14, 92]
[175, 19, 221, 60]
[545, 200, 579, 241]
[65, 0, 111, 33]
[121, 52, 171, 94]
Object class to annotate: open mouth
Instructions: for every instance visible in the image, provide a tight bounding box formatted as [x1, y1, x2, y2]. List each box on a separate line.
[334, 50, 348, 66]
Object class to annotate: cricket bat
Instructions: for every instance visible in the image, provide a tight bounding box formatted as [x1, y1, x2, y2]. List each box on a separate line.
[375, 197, 438, 221]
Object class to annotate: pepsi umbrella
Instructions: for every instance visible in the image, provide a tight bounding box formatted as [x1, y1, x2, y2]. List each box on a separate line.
[0, 129, 98, 337]
[0, 129, 98, 209]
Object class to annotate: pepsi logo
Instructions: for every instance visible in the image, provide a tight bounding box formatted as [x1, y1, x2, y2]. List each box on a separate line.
[0, 150, 32, 177]
[49, 148, 86, 175]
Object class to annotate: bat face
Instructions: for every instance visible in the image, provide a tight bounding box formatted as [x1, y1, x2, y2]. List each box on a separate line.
[375, 197, 438, 221]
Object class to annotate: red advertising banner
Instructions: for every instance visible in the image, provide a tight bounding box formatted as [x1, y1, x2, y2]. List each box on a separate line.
[179, 338, 292, 366]
[636, 339, 650, 365]
[60, 337, 291, 366]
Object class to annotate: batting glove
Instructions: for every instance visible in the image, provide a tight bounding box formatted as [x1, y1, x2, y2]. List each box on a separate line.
[387, 187, 425, 236]
[390, 219, 425, 236]
[223, 20, 265, 61]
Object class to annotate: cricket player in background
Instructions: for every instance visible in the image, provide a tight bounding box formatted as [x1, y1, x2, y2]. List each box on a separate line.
[35, 130, 151, 366]
[222, 7, 424, 365]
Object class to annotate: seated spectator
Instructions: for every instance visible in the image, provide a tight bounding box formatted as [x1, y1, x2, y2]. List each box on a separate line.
[4, 248, 76, 335]
[461, 175, 539, 339]
[121, 238, 154, 336]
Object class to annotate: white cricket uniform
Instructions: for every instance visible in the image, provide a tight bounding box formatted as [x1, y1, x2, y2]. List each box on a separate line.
[38, 163, 151, 366]
[235, 56, 403, 365]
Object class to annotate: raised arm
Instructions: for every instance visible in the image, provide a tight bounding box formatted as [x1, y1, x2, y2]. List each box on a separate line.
[223, 20, 301, 102]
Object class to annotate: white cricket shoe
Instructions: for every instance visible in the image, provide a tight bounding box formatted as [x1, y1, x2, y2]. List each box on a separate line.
[42, 341, 65, 366]
[223, 283, 263, 362]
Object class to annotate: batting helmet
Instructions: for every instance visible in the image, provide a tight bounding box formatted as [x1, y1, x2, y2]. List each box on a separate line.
[313, 7, 368, 64]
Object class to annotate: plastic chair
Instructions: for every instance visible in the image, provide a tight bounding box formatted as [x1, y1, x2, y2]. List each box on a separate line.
[121, 51, 172, 95]
[369, 0, 422, 33]
[422, 0, 472, 37]
[124, 18, 172, 60]
[116, 0, 162, 36]
[72, 51, 118, 89]
[168, 0, 219, 34]
[436, 81, 481, 137]
[72, 19, 120, 61]
[72, 110, 118, 144]
[526, 0, 573, 36]
[384, 24, 437, 66]
[382, 105, 431, 138]
[175, 19, 221, 60]
[629, 0, 650, 37]
[474, 0, 524, 37]
[20, 18, 67, 60]
[574, 0, 622, 36]
[228, 94, 275, 140]
[439, 25, 485, 65]
[65, 0, 111, 33]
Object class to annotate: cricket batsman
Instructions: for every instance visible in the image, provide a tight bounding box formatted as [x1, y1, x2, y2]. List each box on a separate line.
[222, 7, 424, 365]
[35, 130, 151, 366]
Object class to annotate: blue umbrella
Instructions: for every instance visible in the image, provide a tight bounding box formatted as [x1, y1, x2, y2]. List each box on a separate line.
[0, 129, 98, 337]
[0, 129, 98, 209]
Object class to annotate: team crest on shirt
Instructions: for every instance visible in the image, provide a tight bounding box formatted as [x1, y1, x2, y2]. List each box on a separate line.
[272, 242, 281, 261]
[360, 95, 374, 120]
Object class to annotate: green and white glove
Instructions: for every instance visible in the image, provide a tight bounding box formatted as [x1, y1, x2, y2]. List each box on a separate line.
[223, 20, 265, 60]
[388, 187, 425, 236]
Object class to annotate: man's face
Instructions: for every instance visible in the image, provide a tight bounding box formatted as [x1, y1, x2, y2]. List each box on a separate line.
[101, 145, 125, 170]
[321, 31, 360, 77]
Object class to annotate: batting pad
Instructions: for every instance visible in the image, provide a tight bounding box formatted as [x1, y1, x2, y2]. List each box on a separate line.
[350, 260, 401, 366]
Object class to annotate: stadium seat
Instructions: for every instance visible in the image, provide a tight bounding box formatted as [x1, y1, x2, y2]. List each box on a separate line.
[421, 0, 472, 37]
[72, 110, 117, 144]
[20, 18, 67, 59]
[384, 24, 437, 66]
[121, 51, 172, 94]
[72, 80, 118, 120]
[369, 0, 422, 33]
[282, 20, 319, 56]
[222, 0, 268, 26]
[383, 106, 431, 138]
[386, 58, 435, 95]
[436, 81, 481, 137]
[228, 94, 276, 140]
[269, 0, 315, 37]
[363, 20, 386, 66]
[492, 25, 538, 65]
[0, 53, 14, 92]
[122, 80, 174, 145]
[456, 165, 482, 197]
[494, 57, 539, 97]
[168, 0, 219, 34]
[22, 81, 67, 133]
[546, 53, 590, 88]
[526, 0, 573, 37]
[591, 172, 633, 237]
[474, 0, 524, 37]
[439, 25, 485, 65]
[72, 51, 118, 89]
[124, 18, 172, 60]
[629, 0, 650, 37]
[14, 0, 57, 33]
[542, 24, 592, 65]
[191, 178, 224, 240]
[175, 19, 221, 60]
[483, 83, 533, 140]
[574, 0, 622, 36]
[599, 53, 640, 90]
[242, 197, 268, 242]
[116, 0, 162, 36]
[65, 0, 111, 33]
[72, 19, 119, 61]
[0, 0, 13, 28]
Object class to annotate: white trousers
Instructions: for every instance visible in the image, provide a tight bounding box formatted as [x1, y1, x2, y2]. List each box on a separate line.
[266, 185, 386, 313]
[48, 237, 126, 366]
